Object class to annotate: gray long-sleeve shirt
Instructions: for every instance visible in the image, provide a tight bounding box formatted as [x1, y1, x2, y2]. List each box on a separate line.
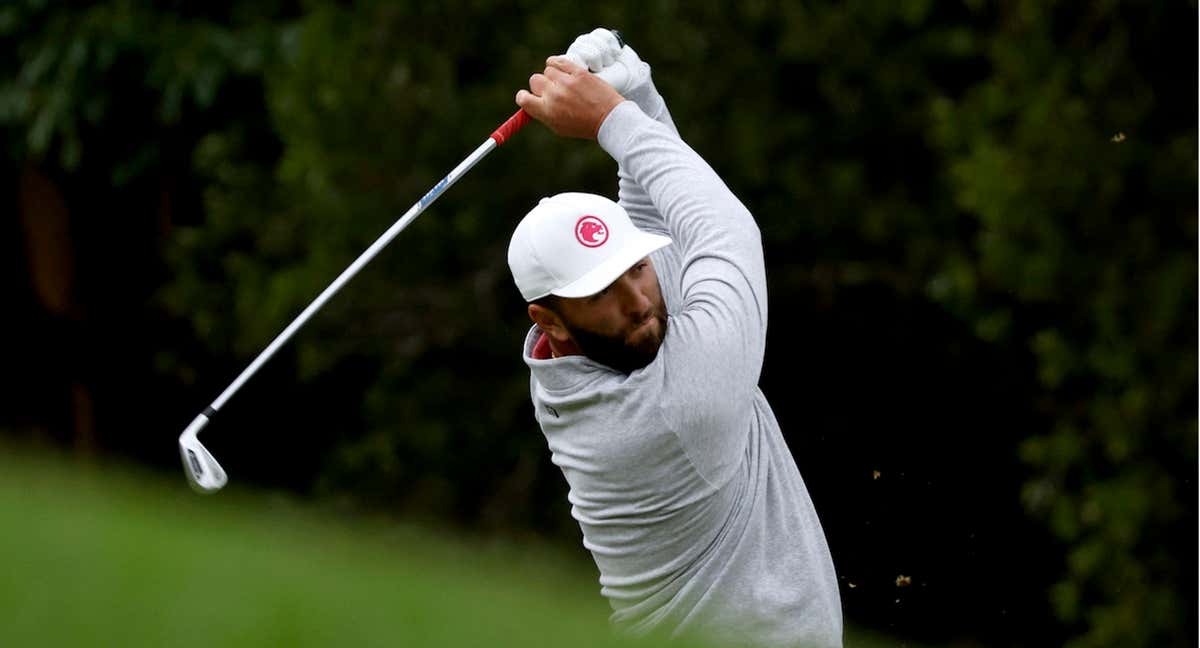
[521, 100, 842, 647]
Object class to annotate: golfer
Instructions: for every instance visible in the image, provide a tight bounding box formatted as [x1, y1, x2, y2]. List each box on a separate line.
[508, 29, 842, 647]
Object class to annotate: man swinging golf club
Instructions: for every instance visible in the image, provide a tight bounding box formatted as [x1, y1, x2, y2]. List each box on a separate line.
[508, 29, 843, 647]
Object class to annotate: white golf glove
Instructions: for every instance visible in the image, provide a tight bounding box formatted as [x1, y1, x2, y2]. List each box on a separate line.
[563, 28, 667, 123]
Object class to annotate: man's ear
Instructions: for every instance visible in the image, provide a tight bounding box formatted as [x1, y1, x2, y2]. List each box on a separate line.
[528, 303, 572, 343]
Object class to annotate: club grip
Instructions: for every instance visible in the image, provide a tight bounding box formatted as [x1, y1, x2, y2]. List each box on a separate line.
[490, 109, 532, 145]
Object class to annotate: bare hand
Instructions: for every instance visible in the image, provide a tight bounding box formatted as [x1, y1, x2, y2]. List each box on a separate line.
[516, 56, 625, 140]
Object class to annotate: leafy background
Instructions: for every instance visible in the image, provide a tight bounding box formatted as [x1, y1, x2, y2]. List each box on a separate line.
[2, 1, 1195, 646]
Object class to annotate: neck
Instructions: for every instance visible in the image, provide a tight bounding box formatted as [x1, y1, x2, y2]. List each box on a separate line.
[547, 334, 582, 359]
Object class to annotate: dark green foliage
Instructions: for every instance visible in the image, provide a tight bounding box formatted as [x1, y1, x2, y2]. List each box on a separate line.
[1, 1, 1194, 645]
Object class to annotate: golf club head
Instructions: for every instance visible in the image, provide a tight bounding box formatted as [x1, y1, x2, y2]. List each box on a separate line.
[178, 414, 227, 493]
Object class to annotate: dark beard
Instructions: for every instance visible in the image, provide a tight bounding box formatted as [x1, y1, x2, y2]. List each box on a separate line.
[564, 313, 668, 375]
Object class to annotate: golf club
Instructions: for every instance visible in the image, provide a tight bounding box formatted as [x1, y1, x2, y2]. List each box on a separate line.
[178, 109, 533, 493]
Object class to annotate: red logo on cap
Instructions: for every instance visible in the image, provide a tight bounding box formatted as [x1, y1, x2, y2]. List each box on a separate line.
[575, 215, 608, 248]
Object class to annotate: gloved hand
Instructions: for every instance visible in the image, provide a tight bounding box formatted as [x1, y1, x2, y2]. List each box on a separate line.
[564, 29, 643, 93]
[563, 28, 667, 123]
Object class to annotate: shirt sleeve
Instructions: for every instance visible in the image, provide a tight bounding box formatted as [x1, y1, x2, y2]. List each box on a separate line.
[598, 101, 769, 486]
[612, 78, 679, 238]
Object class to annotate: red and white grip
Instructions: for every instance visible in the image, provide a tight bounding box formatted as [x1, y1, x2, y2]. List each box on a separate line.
[490, 109, 532, 145]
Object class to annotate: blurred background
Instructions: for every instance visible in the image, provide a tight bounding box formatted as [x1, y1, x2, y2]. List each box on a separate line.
[1, 1, 1195, 646]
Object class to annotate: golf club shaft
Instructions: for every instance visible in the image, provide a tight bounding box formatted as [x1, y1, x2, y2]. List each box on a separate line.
[195, 109, 532, 421]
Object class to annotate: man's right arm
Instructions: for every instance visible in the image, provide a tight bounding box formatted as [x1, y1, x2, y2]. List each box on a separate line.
[516, 59, 769, 483]
[564, 30, 676, 238]
[599, 102, 769, 485]
[613, 76, 677, 239]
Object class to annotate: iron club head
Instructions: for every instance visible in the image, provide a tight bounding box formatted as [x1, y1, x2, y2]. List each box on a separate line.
[178, 414, 227, 493]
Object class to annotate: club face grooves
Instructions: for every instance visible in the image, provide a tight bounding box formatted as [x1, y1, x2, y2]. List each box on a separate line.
[179, 436, 226, 493]
[186, 449, 203, 476]
[179, 413, 225, 493]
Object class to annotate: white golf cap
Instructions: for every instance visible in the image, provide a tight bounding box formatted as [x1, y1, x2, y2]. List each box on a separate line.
[508, 192, 672, 302]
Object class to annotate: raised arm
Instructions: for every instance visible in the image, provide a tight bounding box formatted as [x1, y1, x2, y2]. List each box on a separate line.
[517, 56, 768, 483]
[605, 103, 768, 483]
[564, 29, 677, 238]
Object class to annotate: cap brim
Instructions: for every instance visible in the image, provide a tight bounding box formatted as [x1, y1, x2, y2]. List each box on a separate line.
[551, 231, 672, 298]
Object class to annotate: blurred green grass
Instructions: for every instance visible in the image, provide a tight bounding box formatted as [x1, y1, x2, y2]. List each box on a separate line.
[0, 445, 906, 647]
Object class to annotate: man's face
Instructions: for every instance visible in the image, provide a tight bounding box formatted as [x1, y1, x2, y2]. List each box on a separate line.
[553, 258, 668, 374]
